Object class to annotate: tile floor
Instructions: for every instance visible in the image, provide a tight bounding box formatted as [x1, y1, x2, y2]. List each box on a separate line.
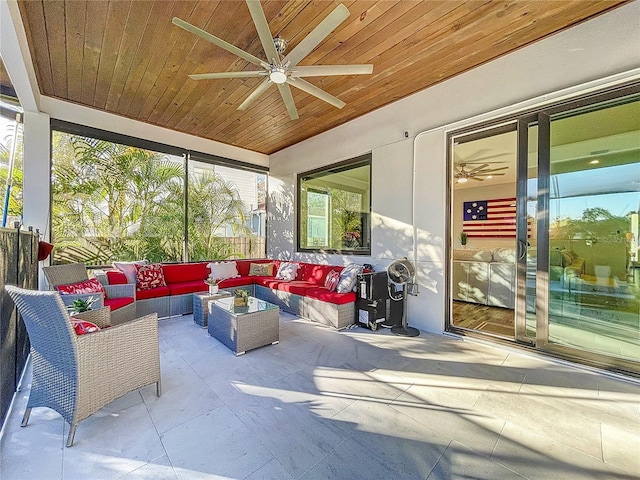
[1, 312, 639, 480]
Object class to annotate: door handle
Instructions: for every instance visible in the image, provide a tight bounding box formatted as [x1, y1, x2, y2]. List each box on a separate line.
[518, 240, 527, 260]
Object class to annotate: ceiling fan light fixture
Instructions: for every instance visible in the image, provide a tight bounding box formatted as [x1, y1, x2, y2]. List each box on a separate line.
[269, 66, 287, 84]
[457, 177, 468, 184]
[273, 37, 287, 55]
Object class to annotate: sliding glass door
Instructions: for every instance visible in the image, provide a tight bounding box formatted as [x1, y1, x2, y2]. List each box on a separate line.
[450, 83, 640, 373]
[537, 91, 640, 367]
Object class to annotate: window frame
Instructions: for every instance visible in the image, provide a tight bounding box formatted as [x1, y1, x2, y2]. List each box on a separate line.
[296, 154, 372, 255]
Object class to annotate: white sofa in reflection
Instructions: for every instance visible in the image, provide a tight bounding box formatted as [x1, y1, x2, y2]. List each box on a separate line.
[452, 248, 516, 309]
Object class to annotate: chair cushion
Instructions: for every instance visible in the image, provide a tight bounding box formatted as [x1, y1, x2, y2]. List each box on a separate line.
[106, 270, 128, 285]
[271, 281, 315, 296]
[57, 278, 106, 298]
[135, 263, 167, 290]
[70, 319, 100, 335]
[104, 296, 134, 311]
[275, 262, 299, 280]
[135, 286, 171, 300]
[324, 270, 341, 292]
[305, 287, 356, 305]
[113, 260, 148, 283]
[248, 262, 275, 276]
[217, 276, 254, 289]
[168, 280, 208, 296]
[297, 263, 339, 285]
[162, 262, 209, 284]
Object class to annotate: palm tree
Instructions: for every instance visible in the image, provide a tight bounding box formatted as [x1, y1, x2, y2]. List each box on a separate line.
[51, 132, 255, 264]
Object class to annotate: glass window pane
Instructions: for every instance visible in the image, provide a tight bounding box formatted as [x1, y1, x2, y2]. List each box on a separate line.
[0, 112, 23, 227]
[548, 97, 640, 361]
[188, 160, 266, 261]
[51, 132, 185, 264]
[298, 156, 371, 253]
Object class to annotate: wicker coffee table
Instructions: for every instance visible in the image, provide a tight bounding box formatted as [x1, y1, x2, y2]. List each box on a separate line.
[193, 291, 231, 327]
[208, 296, 279, 355]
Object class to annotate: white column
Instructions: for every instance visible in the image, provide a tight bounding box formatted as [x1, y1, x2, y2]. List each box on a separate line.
[22, 111, 50, 238]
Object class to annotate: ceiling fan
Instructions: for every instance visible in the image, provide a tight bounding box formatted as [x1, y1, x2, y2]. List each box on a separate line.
[454, 163, 508, 183]
[172, 1, 373, 120]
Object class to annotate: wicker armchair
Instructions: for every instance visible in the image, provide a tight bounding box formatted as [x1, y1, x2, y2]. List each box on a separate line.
[43, 262, 136, 325]
[5, 285, 161, 447]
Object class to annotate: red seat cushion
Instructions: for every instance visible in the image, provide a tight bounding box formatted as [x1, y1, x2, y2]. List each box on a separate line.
[218, 276, 255, 289]
[169, 280, 208, 296]
[162, 262, 209, 284]
[106, 270, 128, 285]
[260, 280, 315, 296]
[135, 286, 171, 300]
[305, 287, 356, 305]
[104, 296, 135, 311]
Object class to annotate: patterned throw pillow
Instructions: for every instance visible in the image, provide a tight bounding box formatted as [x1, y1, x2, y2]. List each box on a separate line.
[70, 319, 100, 335]
[249, 263, 274, 276]
[335, 263, 363, 293]
[135, 263, 167, 290]
[57, 278, 106, 297]
[324, 270, 341, 292]
[275, 262, 299, 281]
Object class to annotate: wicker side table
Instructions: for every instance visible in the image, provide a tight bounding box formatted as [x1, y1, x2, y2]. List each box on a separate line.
[208, 296, 279, 355]
[193, 291, 231, 328]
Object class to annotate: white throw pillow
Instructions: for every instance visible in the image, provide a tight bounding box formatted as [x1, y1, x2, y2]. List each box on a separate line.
[275, 262, 299, 281]
[335, 263, 363, 293]
[113, 260, 148, 284]
[207, 261, 240, 280]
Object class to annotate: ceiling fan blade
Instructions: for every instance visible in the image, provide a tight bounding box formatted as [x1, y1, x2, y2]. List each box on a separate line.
[189, 71, 266, 80]
[172, 17, 268, 69]
[470, 177, 484, 181]
[287, 78, 345, 109]
[467, 163, 489, 174]
[238, 78, 273, 111]
[246, 0, 280, 65]
[478, 166, 509, 173]
[282, 4, 350, 67]
[290, 64, 373, 77]
[277, 83, 299, 120]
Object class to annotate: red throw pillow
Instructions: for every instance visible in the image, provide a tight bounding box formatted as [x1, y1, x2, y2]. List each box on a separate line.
[70, 319, 100, 335]
[324, 270, 341, 292]
[57, 278, 106, 298]
[135, 263, 167, 290]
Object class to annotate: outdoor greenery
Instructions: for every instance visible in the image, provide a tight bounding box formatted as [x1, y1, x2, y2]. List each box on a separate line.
[51, 132, 257, 265]
[551, 206, 631, 243]
[0, 122, 23, 226]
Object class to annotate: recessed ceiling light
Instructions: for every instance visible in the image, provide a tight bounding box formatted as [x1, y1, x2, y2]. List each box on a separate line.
[589, 159, 600, 165]
[486, 175, 493, 179]
[457, 177, 468, 183]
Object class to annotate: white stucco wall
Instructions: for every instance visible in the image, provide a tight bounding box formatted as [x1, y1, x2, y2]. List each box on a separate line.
[268, 3, 640, 334]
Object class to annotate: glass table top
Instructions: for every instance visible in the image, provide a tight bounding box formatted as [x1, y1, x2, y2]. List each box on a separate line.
[212, 295, 278, 315]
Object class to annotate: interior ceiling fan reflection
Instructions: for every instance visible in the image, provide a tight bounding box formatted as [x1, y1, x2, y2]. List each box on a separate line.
[454, 163, 508, 183]
[172, 1, 373, 120]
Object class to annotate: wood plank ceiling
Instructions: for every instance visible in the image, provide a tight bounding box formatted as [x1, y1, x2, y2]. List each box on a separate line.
[16, 0, 626, 155]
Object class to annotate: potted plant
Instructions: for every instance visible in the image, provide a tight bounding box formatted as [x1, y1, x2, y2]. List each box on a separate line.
[233, 288, 249, 307]
[204, 277, 222, 294]
[67, 296, 97, 316]
[460, 231, 468, 248]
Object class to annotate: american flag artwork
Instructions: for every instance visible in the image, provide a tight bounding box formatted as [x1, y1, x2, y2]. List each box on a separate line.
[463, 198, 521, 237]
